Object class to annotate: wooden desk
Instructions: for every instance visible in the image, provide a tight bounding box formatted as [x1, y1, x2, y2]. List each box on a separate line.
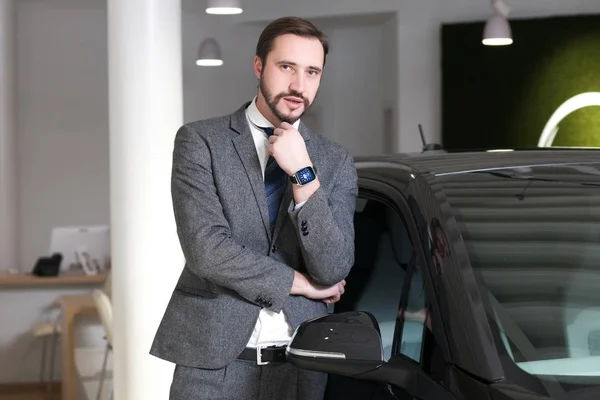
[0, 272, 107, 287]
[57, 294, 99, 400]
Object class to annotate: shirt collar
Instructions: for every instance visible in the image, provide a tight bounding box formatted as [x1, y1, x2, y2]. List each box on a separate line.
[246, 96, 301, 131]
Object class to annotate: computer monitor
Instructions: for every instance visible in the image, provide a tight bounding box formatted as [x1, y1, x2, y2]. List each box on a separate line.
[49, 225, 111, 274]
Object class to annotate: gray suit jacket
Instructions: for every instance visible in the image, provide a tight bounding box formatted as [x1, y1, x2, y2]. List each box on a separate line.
[150, 102, 358, 369]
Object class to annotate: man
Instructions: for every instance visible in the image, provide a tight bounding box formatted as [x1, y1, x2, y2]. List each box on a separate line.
[150, 16, 358, 400]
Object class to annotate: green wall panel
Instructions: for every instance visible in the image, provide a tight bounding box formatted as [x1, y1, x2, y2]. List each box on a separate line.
[442, 14, 600, 150]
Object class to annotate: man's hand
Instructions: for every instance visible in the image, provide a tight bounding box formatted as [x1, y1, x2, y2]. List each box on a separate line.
[268, 122, 312, 176]
[269, 122, 320, 204]
[291, 271, 346, 304]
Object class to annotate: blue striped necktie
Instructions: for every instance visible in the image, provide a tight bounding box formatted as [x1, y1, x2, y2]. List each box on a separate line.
[261, 127, 287, 232]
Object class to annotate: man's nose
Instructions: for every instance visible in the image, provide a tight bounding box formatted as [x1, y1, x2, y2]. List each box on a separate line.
[289, 72, 305, 93]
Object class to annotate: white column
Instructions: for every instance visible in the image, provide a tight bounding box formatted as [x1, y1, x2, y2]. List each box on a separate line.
[107, 0, 184, 398]
[0, 0, 17, 272]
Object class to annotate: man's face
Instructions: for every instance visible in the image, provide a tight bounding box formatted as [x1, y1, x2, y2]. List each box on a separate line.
[255, 34, 324, 125]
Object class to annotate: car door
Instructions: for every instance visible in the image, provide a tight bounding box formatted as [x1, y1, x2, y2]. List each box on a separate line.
[367, 179, 453, 400]
[324, 183, 408, 400]
[387, 262, 454, 400]
[325, 176, 452, 400]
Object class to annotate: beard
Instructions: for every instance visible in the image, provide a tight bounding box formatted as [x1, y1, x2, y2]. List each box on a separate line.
[259, 77, 311, 124]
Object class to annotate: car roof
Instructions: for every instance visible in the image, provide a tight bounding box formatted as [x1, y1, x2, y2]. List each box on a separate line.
[354, 149, 600, 175]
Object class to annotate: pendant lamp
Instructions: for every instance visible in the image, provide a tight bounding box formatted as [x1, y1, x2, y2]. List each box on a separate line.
[196, 38, 223, 66]
[206, 0, 242, 15]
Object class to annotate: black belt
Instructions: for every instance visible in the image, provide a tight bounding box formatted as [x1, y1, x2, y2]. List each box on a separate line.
[237, 345, 287, 365]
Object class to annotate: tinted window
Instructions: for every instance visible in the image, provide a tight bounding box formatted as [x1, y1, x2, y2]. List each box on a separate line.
[336, 196, 414, 361]
[326, 196, 415, 400]
[398, 267, 428, 363]
[438, 164, 600, 389]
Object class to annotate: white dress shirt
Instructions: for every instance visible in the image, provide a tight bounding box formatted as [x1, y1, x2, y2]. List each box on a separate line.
[244, 97, 302, 348]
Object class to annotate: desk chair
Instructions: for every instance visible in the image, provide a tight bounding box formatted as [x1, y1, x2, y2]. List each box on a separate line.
[92, 288, 113, 400]
[31, 304, 62, 392]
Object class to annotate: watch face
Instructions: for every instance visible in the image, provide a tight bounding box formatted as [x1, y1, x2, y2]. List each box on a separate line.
[297, 167, 316, 185]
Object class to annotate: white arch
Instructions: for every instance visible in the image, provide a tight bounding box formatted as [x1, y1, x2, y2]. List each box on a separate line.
[538, 92, 600, 147]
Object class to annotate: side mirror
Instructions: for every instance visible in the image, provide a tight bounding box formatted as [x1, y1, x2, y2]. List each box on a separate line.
[286, 311, 384, 377]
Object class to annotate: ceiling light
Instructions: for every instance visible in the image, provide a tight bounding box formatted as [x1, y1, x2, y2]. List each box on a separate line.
[196, 38, 223, 66]
[483, 0, 513, 46]
[206, 0, 242, 15]
[483, 14, 513, 46]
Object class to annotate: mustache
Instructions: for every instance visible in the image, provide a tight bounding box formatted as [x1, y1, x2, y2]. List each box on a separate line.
[275, 92, 309, 106]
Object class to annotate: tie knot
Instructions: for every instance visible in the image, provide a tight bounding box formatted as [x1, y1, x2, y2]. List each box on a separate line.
[261, 127, 275, 137]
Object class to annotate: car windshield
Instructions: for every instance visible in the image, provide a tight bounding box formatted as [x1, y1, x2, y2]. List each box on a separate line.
[438, 163, 600, 396]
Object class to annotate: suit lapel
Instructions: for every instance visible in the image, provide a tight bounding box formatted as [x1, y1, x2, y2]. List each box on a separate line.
[271, 121, 314, 243]
[230, 104, 272, 239]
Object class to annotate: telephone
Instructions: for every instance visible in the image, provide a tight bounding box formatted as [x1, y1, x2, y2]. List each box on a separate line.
[32, 253, 63, 277]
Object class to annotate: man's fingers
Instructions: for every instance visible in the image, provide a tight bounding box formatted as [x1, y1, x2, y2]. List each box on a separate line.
[280, 122, 293, 130]
[323, 285, 340, 300]
[310, 280, 347, 301]
[324, 283, 343, 301]
[324, 294, 340, 304]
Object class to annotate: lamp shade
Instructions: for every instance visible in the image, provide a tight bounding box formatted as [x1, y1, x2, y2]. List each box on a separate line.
[206, 0, 242, 15]
[483, 13, 513, 46]
[196, 38, 223, 66]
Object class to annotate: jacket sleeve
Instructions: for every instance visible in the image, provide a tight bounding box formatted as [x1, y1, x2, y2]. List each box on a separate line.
[288, 150, 358, 286]
[171, 124, 295, 313]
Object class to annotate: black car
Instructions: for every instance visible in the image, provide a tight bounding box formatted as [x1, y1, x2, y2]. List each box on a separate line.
[287, 149, 600, 400]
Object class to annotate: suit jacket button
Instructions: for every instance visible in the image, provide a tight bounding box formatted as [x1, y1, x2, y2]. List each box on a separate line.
[301, 220, 307, 227]
[302, 231, 309, 236]
[266, 301, 272, 307]
[271, 245, 277, 253]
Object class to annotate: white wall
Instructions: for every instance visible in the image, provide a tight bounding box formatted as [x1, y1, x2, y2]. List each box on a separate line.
[317, 21, 387, 156]
[181, 14, 259, 122]
[0, 0, 18, 272]
[17, 0, 110, 270]
[381, 14, 398, 150]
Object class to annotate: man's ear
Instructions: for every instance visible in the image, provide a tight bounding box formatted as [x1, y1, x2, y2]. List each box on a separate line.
[253, 56, 263, 79]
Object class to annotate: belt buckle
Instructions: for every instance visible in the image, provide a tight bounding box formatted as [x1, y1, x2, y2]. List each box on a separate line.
[256, 345, 270, 365]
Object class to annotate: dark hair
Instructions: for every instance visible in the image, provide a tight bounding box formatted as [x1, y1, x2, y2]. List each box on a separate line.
[256, 16, 329, 67]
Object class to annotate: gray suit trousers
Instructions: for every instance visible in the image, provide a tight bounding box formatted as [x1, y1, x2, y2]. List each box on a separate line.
[169, 360, 327, 400]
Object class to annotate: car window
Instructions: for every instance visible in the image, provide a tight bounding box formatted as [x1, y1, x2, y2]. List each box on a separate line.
[335, 195, 414, 361]
[397, 267, 428, 363]
[437, 163, 600, 392]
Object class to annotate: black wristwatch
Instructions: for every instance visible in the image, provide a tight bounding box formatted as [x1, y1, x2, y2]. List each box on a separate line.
[290, 166, 317, 186]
